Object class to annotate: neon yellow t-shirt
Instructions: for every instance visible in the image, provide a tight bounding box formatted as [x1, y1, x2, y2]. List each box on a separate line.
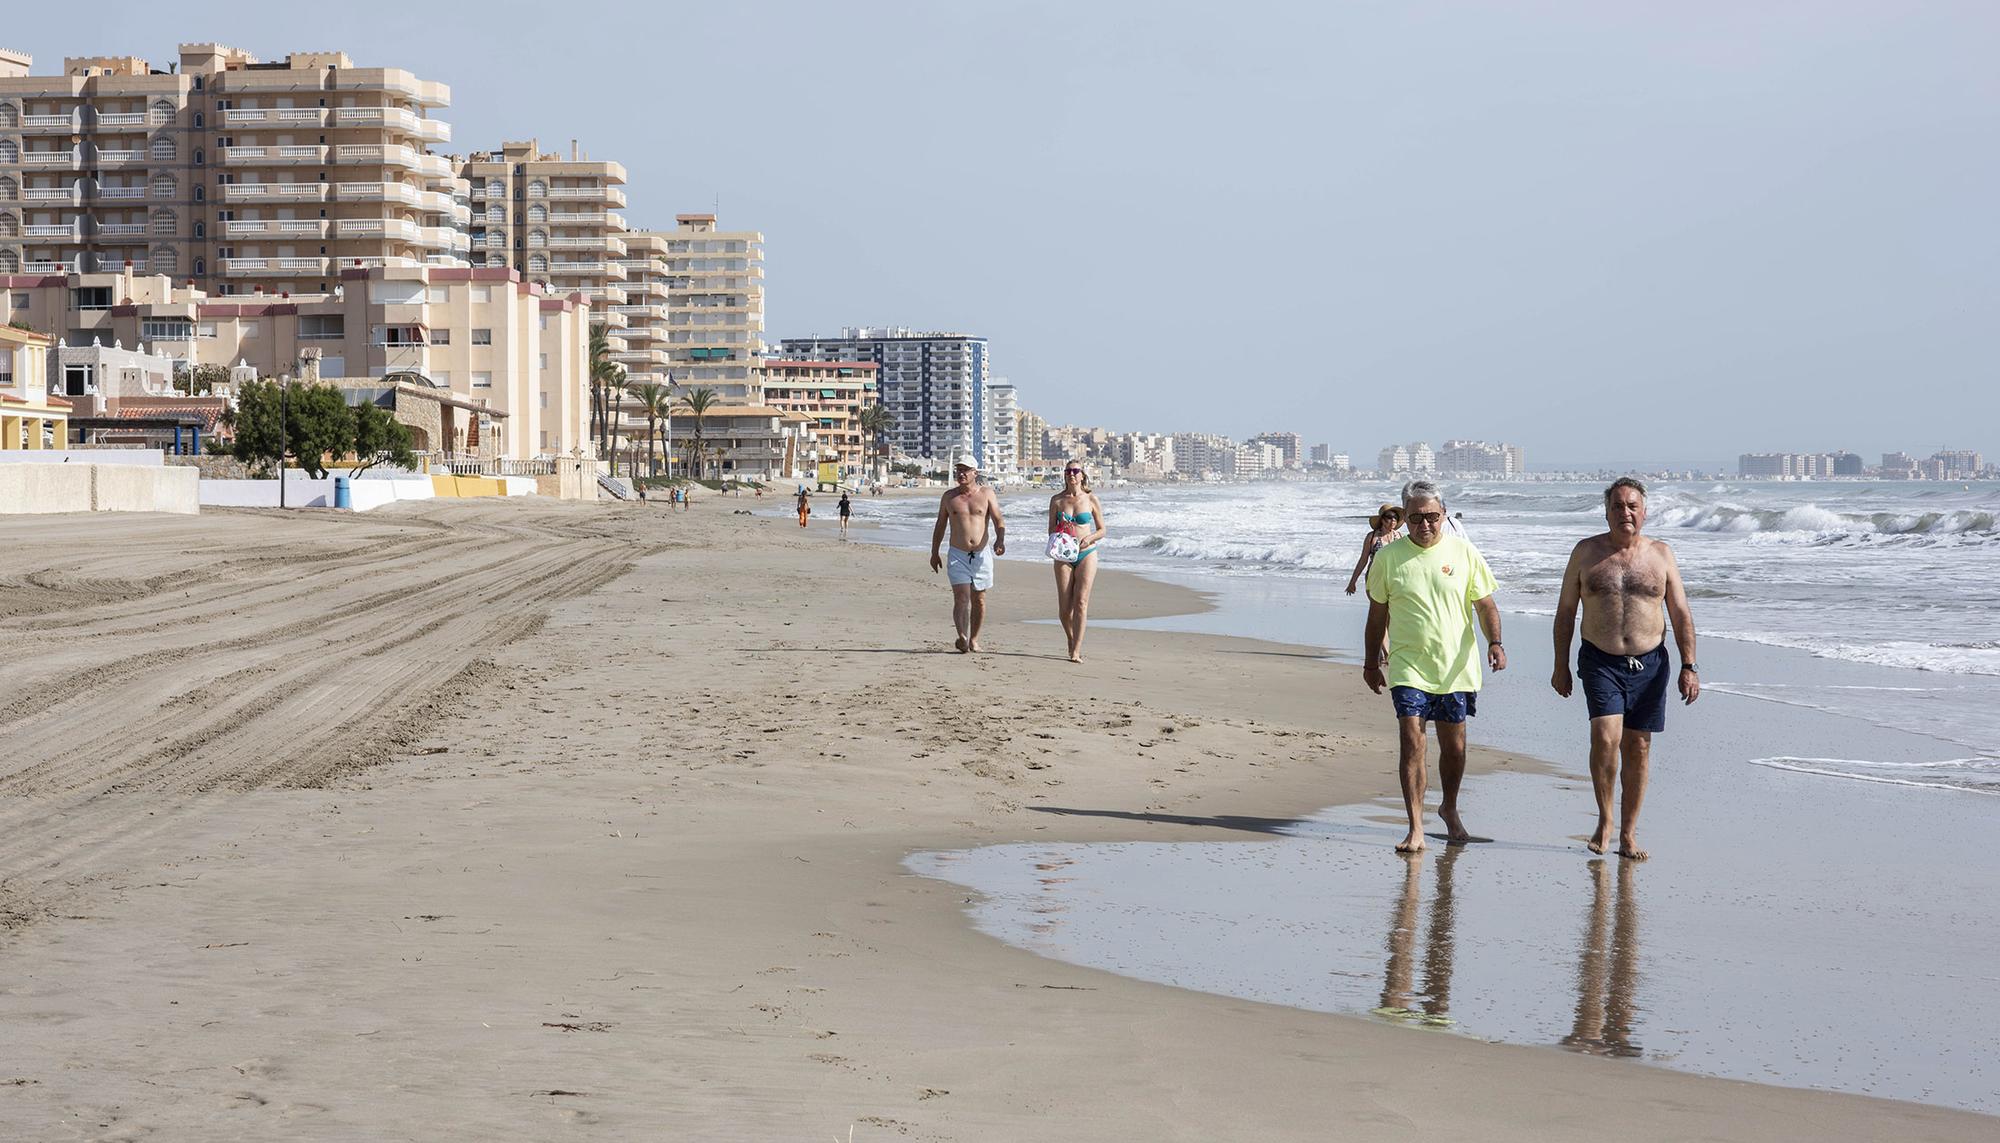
[1365, 534, 1497, 695]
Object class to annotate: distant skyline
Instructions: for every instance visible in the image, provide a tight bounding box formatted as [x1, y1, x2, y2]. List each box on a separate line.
[10, 1, 1997, 465]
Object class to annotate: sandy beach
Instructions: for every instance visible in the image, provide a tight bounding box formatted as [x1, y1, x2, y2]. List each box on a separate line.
[1, 498, 1991, 1141]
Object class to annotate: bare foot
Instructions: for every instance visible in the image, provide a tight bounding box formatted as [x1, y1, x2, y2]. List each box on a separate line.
[968, 639, 981, 653]
[954, 636, 968, 653]
[1587, 821, 1612, 855]
[1439, 805, 1472, 843]
[1068, 652, 1082, 663]
[1395, 831, 1425, 854]
[1619, 836, 1649, 861]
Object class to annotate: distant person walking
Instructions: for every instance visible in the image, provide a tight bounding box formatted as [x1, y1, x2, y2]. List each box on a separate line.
[796, 488, 812, 528]
[1551, 477, 1699, 861]
[1047, 461, 1106, 663]
[837, 491, 852, 539]
[929, 461, 1007, 652]
[1364, 480, 1506, 853]
[1345, 503, 1404, 595]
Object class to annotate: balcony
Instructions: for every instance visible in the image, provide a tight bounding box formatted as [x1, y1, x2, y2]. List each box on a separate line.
[92, 112, 150, 130]
[223, 144, 330, 165]
[336, 218, 418, 241]
[226, 218, 331, 238]
[331, 107, 452, 142]
[422, 254, 469, 269]
[91, 148, 145, 166]
[416, 226, 468, 252]
[22, 185, 79, 203]
[222, 107, 330, 126]
[611, 303, 670, 321]
[224, 257, 330, 277]
[224, 183, 330, 203]
[548, 260, 626, 279]
[544, 186, 625, 205]
[21, 150, 79, 169]
[612, 349, 671, 367]
[412, 153, 452, 179]
[94, 185, 148, 200]
[24, 260, 75, 274]
[23, 223, 78, 238]
[20, 113, 78, 133]
[341, 256, 426, 270]
[95, 222, 149, 238]
[334, 143, 422, 169]
[334, 181, 421, 205]
[546, 236, 610, 250]
[564, 286, 627, 305]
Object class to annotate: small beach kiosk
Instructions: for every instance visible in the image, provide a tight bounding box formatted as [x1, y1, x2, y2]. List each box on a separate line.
[0, 326, 69, 453]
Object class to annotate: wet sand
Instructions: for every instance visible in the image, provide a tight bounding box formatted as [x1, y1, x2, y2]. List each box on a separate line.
[1, 499, 1991, 1140]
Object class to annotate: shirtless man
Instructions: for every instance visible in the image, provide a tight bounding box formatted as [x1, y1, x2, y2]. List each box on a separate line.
[928, 461, 1007, 652]
[1552, 477, 1699, 860]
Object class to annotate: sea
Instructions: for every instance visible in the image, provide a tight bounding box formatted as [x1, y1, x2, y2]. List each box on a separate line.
[842, 479, 2000, 1113]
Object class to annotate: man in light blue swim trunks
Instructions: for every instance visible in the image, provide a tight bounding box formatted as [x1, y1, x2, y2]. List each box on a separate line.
[929, 460, 1008, 653]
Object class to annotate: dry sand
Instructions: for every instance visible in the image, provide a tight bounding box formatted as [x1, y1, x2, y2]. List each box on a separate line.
[0, 499, 1989, 1141]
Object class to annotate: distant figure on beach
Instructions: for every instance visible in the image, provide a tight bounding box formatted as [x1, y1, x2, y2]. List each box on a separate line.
[1363, 480, 1506, 853]
[929, 460, 1007, 652]
[796, 488, 811, 528]
[1345, 503, 1404, 595]
[838, 492, 852, 539]
[1047, 461, 1106, 663]
[1551, 477, 1699, 861]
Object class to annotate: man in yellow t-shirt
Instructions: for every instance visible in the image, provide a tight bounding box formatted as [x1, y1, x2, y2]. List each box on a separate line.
[1364, 481, 1506, 854]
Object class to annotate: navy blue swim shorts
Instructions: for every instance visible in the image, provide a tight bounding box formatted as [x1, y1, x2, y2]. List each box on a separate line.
[1389, 686, 1477, 724]
[1578, 639, 1669, 732]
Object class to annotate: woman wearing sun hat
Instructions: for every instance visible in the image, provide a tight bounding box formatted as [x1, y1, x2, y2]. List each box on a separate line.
[1346, 503, 1404, 596]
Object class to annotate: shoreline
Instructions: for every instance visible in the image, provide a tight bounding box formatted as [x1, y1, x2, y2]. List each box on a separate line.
[1, 500, 1991, 1139]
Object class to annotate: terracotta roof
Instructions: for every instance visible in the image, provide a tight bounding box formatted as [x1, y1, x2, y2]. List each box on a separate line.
[114, 401, 228, 430]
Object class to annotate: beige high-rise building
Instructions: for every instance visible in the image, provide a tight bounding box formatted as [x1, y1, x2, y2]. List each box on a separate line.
[645, 214, 763, 401]
[5, 265, 589, 459]
[0, 45, 469, 296]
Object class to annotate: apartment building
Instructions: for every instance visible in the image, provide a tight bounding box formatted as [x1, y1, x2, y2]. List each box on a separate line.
[460, 140, 653, 370]
[0, 45, 469, 298]
[5, 264, 588, 458]
[1250, 431, 1302, 469]
[647, 214, 762, 401]
[678, 405, 817, 483]
[757, 358, 877, 475]
[778, 327, 988, 466]
[1377, 441, 1436, 474]
[1015, 408, 1051, 475]
[1, 323, 68, 450]
[984, 380, 1018, 480]
[1171, 432, 1237, 477]
[1434, 439, 1522, 476]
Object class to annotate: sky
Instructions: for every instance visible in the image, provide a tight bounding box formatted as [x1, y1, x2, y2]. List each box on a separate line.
[12, 1, 1998, 468]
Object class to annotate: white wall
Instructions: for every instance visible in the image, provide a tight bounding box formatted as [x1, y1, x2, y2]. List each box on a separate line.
[198, 474, 436, 512]
[0, 449, 163, 466]
[0, 462, 197, 514]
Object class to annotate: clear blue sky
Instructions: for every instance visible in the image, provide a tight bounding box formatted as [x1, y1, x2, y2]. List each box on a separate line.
[13, 1, 1997, 467]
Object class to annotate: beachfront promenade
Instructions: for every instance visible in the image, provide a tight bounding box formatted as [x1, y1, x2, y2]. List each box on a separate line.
[0, 499, 1989, 1140]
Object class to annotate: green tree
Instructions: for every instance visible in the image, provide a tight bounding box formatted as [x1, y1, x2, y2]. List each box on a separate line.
[349, 401, 418, 474]
[228, 378, 287, 476]
[856, 403, 893, 479]
[288, 383, 355, 479]
[675, 387, 719, 480]
[628, 381, 671, 476]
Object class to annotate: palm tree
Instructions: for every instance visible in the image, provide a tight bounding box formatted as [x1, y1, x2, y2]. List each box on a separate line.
[587, 327, 617, 457]
[675, 387, 719, 480]
[628, 381, 671, 476]
[856, 403, 893, 481]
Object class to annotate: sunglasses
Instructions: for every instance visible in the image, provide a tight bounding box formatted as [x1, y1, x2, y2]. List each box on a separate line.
[1408, 512, 1444, 524]
[1064, 469, 1083, 475]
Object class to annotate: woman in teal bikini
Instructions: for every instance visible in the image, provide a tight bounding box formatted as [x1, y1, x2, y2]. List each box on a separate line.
[1047, 461, 1107, 663]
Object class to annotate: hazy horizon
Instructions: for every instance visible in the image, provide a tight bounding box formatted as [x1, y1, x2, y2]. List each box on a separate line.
[11, 1, 1996, 463]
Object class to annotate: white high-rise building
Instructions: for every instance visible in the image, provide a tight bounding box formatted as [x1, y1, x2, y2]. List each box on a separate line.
[984, 379, 1018, 479]
[779, 327, 989, 466]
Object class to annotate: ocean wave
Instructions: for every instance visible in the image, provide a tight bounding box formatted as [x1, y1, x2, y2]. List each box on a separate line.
[1748, 755, 2000, 796]
[1652, 503, 1997, 542]
[1702, 630, 2000, 677]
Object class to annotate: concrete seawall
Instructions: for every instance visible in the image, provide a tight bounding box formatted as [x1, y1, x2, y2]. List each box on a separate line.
[0, 463, 199, 515]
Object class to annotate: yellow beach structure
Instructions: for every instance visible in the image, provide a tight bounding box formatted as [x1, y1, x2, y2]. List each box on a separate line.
[1, 325, 69, 451]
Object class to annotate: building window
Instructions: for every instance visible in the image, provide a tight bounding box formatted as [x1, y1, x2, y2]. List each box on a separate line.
[427, 286, 446, 303]
[141, 317, 195, 341]
[431, 370, 451, 386]
[527, 180, 546, 197]
[472, 371, 492, 389]
[539, 391, 548, 409]
[471, 328, 492, 345]
[538, 353, 548, 369]
[469, 286, 490, 302]
[429, 329, 450, 345]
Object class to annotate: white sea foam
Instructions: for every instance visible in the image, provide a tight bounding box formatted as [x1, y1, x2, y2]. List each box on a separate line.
[1747, 755, 2000, 795]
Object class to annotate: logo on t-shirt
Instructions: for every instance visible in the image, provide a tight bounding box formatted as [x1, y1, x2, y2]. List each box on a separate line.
[1442, 565, 1455, 577]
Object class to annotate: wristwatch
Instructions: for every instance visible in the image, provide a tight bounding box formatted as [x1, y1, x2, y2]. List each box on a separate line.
[1681, 663, 1698, 673]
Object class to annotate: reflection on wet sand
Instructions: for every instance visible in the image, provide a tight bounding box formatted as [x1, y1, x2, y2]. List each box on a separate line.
[1373, 845, 1462, 1027]
[1562, 858, 1644, 1058]
[1027, 854, 1077, 943]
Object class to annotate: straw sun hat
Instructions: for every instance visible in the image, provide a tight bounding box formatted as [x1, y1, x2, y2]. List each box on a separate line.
[1368, 503, 1403, 530]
